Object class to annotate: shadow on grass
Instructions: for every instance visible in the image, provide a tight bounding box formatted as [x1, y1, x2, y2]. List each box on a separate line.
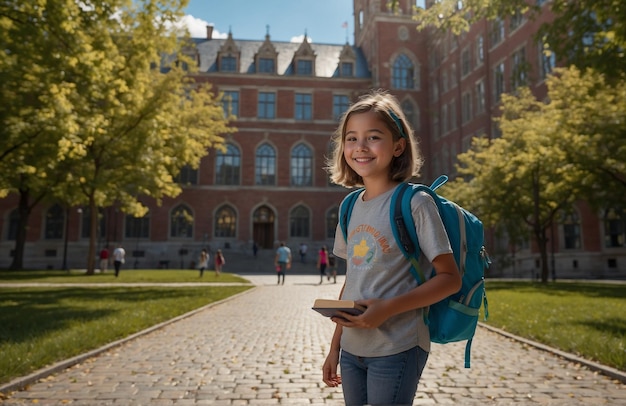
[0, 287, 206, 345]
[486, 281, 626, 299]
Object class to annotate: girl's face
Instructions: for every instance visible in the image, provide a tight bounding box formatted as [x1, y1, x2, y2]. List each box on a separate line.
[343, 111, 405, 184]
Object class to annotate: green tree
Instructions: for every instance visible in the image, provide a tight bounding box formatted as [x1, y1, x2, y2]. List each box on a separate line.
[445, 86, 583, 283]
[411, 0, 626, 79]
[0, 0, 234, 272]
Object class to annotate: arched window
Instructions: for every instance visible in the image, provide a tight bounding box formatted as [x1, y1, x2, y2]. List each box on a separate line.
[215, 144, 241, 185]
[7, 209, 19, 240]
[45, 204, 64, 239]
[290, 143, 313, 186]
[326, 207, 339, 239]
[392, 54, 415, 89]
[290, 205, 310, 238]
[215, 205, 236, 238]
[255, 143, 276, 185]
[170, 204, 193, 238]
[126, 211, 150, 239]
[604, 207, 626, 248]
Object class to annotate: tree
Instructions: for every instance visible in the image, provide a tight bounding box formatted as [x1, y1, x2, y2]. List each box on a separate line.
[445, 86, 584, 283]
[0, 0, 234, 271]
[412, 0, 626, 79]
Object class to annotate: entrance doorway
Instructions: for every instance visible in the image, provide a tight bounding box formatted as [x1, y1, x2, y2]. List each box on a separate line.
[253, 206, 275, 249]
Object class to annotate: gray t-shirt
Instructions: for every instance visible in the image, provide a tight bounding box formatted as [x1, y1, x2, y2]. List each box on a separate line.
[333, 184, 452, 357]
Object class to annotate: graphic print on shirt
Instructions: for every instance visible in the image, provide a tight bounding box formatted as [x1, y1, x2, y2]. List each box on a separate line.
[347, 223, 391, 271]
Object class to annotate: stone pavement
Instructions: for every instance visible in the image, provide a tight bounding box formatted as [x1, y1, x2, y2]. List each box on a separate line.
[1, 274, 625, 405]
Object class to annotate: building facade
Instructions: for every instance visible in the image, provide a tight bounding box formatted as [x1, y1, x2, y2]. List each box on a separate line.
[0, 0, 624, 277]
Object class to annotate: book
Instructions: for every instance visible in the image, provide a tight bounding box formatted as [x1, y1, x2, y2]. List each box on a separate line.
[312, 299, 366, 318]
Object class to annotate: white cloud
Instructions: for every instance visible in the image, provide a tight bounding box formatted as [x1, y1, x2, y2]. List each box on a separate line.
[177, 14, 227, 39]
[290, 34, 314, 43]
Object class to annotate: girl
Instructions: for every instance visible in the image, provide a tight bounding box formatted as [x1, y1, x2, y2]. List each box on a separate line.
[198, 248, 209, 277]
[322, 90, 462, 405]
[214, 249, 225, 277]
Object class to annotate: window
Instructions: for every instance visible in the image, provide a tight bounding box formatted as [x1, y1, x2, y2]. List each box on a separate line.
[511, 47, 527, 90]
[489, 18, 505, 47]
[604, 207, 626, 247]
[290, 143, 313, 186]
[81, 207, 105, 239]
[296, 59, 313, 75]
[289, 205, 310, 238]
[538, 41, 556, 80]
[475, 35, 484, 66]
[493, 62, 505, 103]
[326, 207, 339, 239]
[221, 90, 239, 117]
[475, 80, 485, 115]
[333, 95, 350, 120]
[220, 56, 237, 72]
[255, 143, 276, 185]
[170, 205, 193, 238]
[449, 100, 457, 131]
[442, 71, 448, 93]
[441, 105, 448, 134]
[176, 165, 198, 185]
[510, 10, 524, 31]
[215, 205, 236, 238]
[461, 48, 471, 77]
[295, 93, 312, 120]
[392, 54, 415, 89]
[45, 205, 64, 239]
[125, 212, 150, 239]
[258, 57, 275, 74]
[341, 62, 354, 77]
[258, 92, 276, 119]
[560, 211, 581, 250]
[215, 144, 241, 185]
[7, 209, 19, 240]
[450, 63, 457, 88]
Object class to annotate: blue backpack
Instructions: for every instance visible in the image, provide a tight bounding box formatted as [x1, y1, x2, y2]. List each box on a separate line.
[339, 175, 490, 368]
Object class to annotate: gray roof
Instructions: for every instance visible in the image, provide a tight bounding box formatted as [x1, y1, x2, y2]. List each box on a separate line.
[190, 37, 371, 78]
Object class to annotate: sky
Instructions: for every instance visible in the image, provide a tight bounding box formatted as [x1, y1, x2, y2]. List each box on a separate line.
[181, 0, 355, 44]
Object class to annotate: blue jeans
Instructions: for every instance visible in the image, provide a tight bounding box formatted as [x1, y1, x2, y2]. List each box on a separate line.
[340, 346, 429, 406]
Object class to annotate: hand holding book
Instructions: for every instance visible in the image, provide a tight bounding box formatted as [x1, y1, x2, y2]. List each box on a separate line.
[312, 299, 366, 319]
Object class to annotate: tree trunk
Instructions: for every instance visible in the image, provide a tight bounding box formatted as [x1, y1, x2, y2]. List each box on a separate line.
[9, 190, 32, 270]
[86, 198, 98, 274]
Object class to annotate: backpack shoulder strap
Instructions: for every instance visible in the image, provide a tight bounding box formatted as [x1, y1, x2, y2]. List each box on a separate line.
[339, 188, 364, 241]
[390, 183, 427, 284]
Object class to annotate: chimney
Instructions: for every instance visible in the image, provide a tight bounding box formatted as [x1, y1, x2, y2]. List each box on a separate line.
[206, 25, 214, 40]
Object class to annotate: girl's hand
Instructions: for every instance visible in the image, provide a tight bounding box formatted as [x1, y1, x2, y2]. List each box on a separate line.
[322, 349, 342, 387]
[331, 299, 389, 329]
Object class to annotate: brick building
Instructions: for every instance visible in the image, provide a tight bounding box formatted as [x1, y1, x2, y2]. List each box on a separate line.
[0, 0, 624, 277]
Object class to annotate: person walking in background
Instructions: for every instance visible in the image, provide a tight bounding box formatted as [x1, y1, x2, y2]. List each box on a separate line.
[112, 245, 126, 278]
[252, 241, 258, 258]
[317, 245, 329, 284]
[99, 247, 109, 273]
[328, 251, 337, 284]
[214, 249, 225, 277]
[274, 242, 291, 285]
[198, 248, 209, 277]
[299, 242, 307, 263]
[321, 90, 462, 405]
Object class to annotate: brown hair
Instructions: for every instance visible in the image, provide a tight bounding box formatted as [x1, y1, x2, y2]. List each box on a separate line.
[325, 89, 423, 188]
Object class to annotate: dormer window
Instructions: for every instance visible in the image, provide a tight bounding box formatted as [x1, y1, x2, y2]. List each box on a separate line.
[220, 56, 237, 72]
[341, 62, 354, 77]
[293, 34, 316, 76]
[258, 57, 275, 73]
[255, 30, 278, 74]
[338, 43, 356, 77]
[296, 59, 313, 75]
[217, 31, 240, 73]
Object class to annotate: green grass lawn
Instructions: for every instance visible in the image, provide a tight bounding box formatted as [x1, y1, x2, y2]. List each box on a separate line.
[483, 280, 626, 372]
[0, 269, 253, 385]
[0, 272, 624, 387]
